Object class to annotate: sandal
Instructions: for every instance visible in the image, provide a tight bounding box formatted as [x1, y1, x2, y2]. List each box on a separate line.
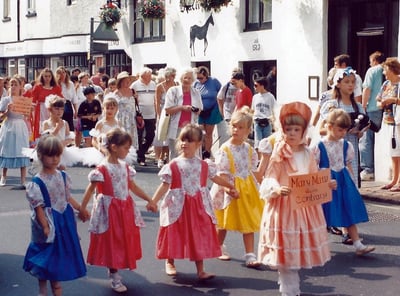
[380, 184, 394, 190]
[218, 244, 231, 261]
[328, 227, 343, 235]
[342, 234, 353, 245]
[356, 245, 375, 256]
[198, 271, 215, 280]
[165, 261, 177, 276]
[389, 186, 400, 192]
[244, 253, 261, 268]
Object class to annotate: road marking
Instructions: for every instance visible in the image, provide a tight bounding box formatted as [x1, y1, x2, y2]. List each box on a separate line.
[0, 209, 30, 217]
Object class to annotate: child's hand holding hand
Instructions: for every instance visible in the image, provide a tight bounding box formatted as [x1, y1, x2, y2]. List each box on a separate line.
[225, 187, 239, 198]
[78, 208, 90, 222]
[146, 200, 158, 213]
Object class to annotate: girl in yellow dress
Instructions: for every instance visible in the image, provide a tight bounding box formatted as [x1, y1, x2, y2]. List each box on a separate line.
[211, 106, 264, 268]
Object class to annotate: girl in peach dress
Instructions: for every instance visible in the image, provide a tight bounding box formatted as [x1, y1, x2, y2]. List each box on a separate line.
[258, 102, 335, 296]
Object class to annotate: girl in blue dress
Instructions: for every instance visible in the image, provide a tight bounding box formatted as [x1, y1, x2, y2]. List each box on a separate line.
[23, 135, 86, 296]
[312, 109, 375, 256]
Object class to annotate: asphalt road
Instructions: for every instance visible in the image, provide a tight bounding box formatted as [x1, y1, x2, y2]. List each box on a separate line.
[0, 166, 399, 296]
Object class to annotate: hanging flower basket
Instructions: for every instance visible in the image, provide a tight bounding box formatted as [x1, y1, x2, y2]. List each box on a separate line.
[137, 0, 166, 19]
[198, 0, 232, 12]
[100, 2, 121, 28]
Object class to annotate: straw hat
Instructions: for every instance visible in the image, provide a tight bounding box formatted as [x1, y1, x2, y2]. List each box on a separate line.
[116, 71, 134, 87]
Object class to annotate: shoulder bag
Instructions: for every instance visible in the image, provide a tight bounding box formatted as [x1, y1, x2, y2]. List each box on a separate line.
[134, 93, 145, 129]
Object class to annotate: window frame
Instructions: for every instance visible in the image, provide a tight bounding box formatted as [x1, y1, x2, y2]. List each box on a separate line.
[2, 0, 11, 21]
[133, 2, 165, 43]
[66, 0, 77, 6]
[245, 0, 272, 32]
[26, 0, 37, 17]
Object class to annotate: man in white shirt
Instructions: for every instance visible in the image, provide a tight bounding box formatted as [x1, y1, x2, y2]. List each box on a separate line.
[216, 67, 240, 147]
[130, 67, 156, 166]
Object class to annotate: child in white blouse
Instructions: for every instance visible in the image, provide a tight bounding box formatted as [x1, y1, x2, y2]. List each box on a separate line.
[79, 128, 157, 293]
[152, 124, 237, 279]
[211, 106, 264, 268]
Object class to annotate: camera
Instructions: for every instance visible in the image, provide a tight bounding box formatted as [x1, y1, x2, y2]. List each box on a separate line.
[191, 106, 199, 112]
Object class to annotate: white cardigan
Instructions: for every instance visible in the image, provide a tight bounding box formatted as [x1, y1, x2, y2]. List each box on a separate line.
[164, 85, 203, 140]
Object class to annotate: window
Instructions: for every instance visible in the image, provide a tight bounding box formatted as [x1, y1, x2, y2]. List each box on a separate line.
[3, 0, 10, 21]
[245, 0, 272, 31]
[133, 2, 165, 43]
[27, 0, 37, 17]
[106, 51, 132, 77]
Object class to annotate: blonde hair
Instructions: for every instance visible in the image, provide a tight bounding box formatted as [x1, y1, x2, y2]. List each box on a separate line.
[108, 78, 117, 86]
[230, 106, 253, 129]
[37, 134, 64, 159]
[8, 77, 23, 96]
[103, 96, 118, 108]
[326, 108, 351, 129]
[45, 94, 65, 109]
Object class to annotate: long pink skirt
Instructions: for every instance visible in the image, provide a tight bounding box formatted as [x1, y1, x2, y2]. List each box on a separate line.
[157, 193, 221, 261]
[87, 197, 142, 269]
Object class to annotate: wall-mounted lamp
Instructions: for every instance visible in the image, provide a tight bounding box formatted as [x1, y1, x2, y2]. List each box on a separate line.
[180, 0, 196, 13]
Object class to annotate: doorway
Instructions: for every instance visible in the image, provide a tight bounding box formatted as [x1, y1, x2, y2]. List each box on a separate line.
[242, 60, 276, 97]
[328, 0, 398, 78]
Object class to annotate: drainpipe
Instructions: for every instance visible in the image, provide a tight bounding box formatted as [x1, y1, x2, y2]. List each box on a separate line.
[17, 0, 20, 41]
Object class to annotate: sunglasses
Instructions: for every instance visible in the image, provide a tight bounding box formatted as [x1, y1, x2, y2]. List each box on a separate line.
[254, 83, 259, 87]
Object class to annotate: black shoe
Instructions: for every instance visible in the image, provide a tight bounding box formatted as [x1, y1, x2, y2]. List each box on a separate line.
[11, 184, 26, 190]
[342, 234, 353, 245]
[328, 227, 343, 236]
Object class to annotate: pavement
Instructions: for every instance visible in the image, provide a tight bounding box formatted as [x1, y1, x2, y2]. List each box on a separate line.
[359, 180, 400, 205]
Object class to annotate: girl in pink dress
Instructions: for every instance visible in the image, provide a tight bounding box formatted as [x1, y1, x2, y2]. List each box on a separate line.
[152, 124, 237, 280]
[258, 102, 336, 296]
[79, 128, 157, 293]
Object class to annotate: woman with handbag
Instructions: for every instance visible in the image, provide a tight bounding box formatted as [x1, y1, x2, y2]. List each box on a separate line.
[164, 68, 203, 160]
[194, 66, 222, 159]
[114, 71, 139, 152]
[376, 57, 400, 191]
[154, 67, 178, 168]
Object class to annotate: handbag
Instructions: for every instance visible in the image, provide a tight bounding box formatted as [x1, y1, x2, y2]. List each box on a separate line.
[157, 109, 170, 141]
[255, 118, 270, 127]
[199, 108, 213, 119]
[134, 95, 145, 129]
[392, 103, 397, 149]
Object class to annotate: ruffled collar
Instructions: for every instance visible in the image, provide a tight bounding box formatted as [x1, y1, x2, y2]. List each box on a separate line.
[270, 138, 307, 172]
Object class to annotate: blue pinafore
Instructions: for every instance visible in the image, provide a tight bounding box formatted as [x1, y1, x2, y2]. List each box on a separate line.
[318, 141, 369, 227]
[23, 171, 86, 281]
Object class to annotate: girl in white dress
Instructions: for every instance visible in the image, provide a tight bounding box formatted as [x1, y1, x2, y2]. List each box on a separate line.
[91, 96, 121, 155]
[0, 77, 30, 188]
[41, 95, 77, 170]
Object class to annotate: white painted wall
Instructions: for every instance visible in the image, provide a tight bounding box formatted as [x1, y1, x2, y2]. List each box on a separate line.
[126, 0, 325, 108]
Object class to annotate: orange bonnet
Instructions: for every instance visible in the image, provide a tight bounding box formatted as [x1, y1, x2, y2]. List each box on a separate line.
[279, 101, 312, 127]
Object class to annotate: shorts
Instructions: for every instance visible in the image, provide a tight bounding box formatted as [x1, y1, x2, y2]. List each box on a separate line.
[82, 130, 91, 138]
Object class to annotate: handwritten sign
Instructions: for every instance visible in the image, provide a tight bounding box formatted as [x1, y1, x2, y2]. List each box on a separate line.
[289, 169, 332, 210]
[11, 96, 32, 116]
